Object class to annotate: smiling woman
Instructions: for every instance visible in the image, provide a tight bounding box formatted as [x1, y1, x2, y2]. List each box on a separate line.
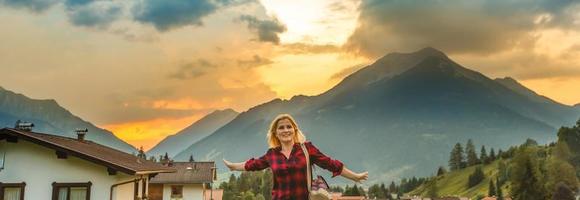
[223, 114, 369, 200]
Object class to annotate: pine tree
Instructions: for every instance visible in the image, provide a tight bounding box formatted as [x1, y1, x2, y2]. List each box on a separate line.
[449, 143, 466, 170]
[466, 139, 479, 166]
[481, 145, 489, 164]
[488, 179, 496, 197]
[163, 152, 169, 161]
[437, 166, 447, 176]
[189, 154, 194, 162]
[389, 181, 396, 193]
[490, 148, 496, 161]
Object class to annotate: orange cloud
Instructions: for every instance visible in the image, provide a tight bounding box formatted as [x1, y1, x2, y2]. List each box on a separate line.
[151, 99, 205, 110]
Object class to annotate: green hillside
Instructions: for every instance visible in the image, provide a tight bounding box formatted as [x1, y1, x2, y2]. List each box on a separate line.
[410, 159, 510, 199]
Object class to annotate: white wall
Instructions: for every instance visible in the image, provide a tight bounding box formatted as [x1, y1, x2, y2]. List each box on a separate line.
[0, 139, 138, 200]
[162, 184, 204, 200]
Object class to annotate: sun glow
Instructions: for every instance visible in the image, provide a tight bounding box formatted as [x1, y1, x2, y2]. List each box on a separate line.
[103, 114, 204, 151]
[259, 0, 360, 45]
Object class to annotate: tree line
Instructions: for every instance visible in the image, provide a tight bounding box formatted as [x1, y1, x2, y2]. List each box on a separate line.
[427, 119, 580, 200]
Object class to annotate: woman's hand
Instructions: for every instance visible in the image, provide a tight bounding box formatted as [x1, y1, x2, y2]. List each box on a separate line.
[223, 159, 246, 171]
[354, 171, 369, 183]
[340, 167, 369, 183]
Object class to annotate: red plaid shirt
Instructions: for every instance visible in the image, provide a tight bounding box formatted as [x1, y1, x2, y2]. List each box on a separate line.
[244, 141, 344, 200]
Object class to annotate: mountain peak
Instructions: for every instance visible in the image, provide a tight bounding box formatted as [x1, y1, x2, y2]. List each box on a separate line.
[322, 47, 453, 97]
[495, 77, 534, 95]
[210, 108, 238, 116]
[415, 47, 448, 58]
[495, 77, 564, 106]
[495, 76, 517, 83]
[383, 47, 448, 60]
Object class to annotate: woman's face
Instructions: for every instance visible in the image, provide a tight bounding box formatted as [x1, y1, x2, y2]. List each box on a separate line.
[275, 118, 295, 144]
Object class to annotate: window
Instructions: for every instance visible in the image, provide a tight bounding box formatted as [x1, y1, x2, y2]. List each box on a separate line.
[52, 182, 91, 200]
[0, 182, 26, 200]
[170, 185, 183, 199]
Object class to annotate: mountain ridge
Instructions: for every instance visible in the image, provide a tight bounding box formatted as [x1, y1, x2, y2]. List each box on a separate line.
[0, 87, 136, 153]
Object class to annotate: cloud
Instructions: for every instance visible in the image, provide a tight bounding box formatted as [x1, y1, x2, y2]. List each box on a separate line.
[66, 1, 123, 28]
[168, 59, 218, 80]
[0, 0, 125, 29]
[100, 91, 210, 124]
[345, 0, 580, 58]
[455, 45, 580, 82]
[237, 55, 273, 68]
[0, 0, 59, 12]
[132, 0, 218, 31]
[1, 0, 258, 33]
[239, 15, 287, 44]
[280, 43, 342, 54]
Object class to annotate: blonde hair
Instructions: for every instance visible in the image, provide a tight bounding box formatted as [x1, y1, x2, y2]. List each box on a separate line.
[267, 114, 306, 148]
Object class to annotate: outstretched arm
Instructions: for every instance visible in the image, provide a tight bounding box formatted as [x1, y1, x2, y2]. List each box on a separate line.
[304, 142, 369, 183]
[223, 159, 246, 171]
[340, 166, 368, 183]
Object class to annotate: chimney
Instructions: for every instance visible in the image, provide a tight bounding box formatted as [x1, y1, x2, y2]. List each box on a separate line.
[75, 128, 88, 141]
[14, 120, 34, 131]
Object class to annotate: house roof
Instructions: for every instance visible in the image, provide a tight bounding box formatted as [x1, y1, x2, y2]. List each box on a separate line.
[0, 128, 176, 175]
[149, 162, 216, 184]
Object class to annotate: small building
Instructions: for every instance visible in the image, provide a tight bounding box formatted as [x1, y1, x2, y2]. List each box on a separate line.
[149, 161, 217, 200]
[0, 127, 175, 200]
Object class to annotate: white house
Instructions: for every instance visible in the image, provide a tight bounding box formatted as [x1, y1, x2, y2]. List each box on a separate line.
[0, 127, 176, 200]
[148, 161, 216, 200]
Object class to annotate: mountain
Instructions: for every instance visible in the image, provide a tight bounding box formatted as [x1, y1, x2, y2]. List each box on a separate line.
[174, 47, 580, 184]
[0, 87, 136, 153]
[147, 109, 238, 158]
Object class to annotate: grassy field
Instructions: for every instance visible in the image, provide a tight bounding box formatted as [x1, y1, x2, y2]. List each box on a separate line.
[410, 159, 510, 199]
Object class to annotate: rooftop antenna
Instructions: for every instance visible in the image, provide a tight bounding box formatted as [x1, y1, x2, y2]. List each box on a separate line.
[14, 120, 34, 131]
[75, 128, 88, 141]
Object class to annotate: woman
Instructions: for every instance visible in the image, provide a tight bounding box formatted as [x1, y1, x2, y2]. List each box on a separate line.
[223, 114, 368, 200]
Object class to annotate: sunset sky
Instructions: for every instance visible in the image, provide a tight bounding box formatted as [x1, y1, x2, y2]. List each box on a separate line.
[1, 0, 579, 150]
